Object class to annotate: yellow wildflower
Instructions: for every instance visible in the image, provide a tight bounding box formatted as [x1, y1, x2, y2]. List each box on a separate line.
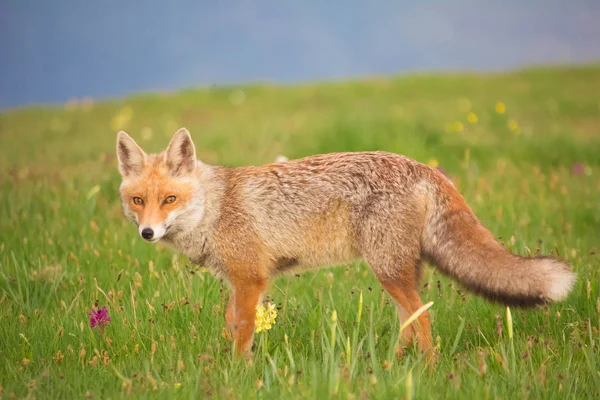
[255, 302, 277, 332]
[444, 121, 464, 133]
[495, 102, 506, 114]
[427, 159, 439, 168]
[110, 106, 133, 131]
[508, 119, 518, 131]
[467, 112, 478, 124]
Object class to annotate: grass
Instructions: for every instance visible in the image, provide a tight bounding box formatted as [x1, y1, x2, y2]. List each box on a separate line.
[1, 64, 600, 399]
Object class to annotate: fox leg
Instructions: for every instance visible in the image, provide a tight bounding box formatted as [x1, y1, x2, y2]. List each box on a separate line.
[228, 279, 268, 357]
[364, 253, 433, 356]
[355, 197, 431, 356]
[377, 267, 433, 356]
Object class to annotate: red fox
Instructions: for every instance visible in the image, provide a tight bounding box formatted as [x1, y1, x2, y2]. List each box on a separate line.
[116, 128, 576, 358]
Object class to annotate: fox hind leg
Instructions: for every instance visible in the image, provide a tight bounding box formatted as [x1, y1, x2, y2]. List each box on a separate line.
[377, 266, 433, 357]
[362, 249, 433, 356]
[356, 195, 432, 357]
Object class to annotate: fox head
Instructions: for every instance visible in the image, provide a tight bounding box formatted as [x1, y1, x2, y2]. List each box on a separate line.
[116, 128, 206, 243]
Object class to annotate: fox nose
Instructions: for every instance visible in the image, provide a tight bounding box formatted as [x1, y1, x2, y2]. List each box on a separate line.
[141, 228, 154, 240]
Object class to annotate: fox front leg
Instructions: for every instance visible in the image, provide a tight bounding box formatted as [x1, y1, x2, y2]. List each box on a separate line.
[228, 279, 268, 358]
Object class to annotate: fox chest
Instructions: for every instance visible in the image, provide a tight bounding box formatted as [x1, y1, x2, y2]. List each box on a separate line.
[166, 233, 229, 279]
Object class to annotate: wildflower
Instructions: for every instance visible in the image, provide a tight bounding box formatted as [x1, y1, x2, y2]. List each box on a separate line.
[110, 106, 133, 130]
[467, 112, 478, 124]
[275, 155, 289, 163]
[507, 119, 519, 132]
[444, 121, 464, 133]
[571, 163, 585, 176]
[436, 167, 447, 177]
[255, 302, 277, 332]
[496, 102, 506, 114]
[88, 307, 111, 328]
[427, 159, 439, 168]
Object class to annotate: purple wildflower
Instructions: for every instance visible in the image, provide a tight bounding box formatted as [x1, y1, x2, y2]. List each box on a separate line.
[436, 167, 447, 176]
[571, 163, 585, 176]
[88, 307, 111, 328]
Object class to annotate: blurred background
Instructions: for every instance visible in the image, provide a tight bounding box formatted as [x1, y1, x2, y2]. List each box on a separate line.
[1, 3, 599, 398]
[2, 0, 600, 109]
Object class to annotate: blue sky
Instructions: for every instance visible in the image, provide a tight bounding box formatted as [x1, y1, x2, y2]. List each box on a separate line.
[1, 0, 599, 108]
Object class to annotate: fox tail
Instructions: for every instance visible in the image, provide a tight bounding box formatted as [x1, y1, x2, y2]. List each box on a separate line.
[421, 174, 576, 307]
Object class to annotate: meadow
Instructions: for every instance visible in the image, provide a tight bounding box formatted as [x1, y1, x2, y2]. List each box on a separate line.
[1, 65, 599, 399]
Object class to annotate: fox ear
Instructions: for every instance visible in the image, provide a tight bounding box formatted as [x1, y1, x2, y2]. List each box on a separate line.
[165, 128, 197, 175]
[116, 131, 147, 177]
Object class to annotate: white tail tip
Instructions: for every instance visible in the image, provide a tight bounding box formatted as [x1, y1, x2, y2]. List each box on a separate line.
[544, 259, 577, 302]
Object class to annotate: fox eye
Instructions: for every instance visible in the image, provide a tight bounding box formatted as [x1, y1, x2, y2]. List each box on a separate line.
[132, 197, 144, 206]
[164, 195, 176, 204]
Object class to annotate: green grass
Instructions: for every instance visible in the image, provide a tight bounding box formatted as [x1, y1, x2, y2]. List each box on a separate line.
[1, 64, 600, 399]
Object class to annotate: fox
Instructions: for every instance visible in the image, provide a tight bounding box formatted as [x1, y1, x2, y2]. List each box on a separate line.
[116, 127, 576, 358]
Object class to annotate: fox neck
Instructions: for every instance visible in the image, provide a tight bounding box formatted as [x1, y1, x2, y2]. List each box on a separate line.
[160, 164, 227, 255]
